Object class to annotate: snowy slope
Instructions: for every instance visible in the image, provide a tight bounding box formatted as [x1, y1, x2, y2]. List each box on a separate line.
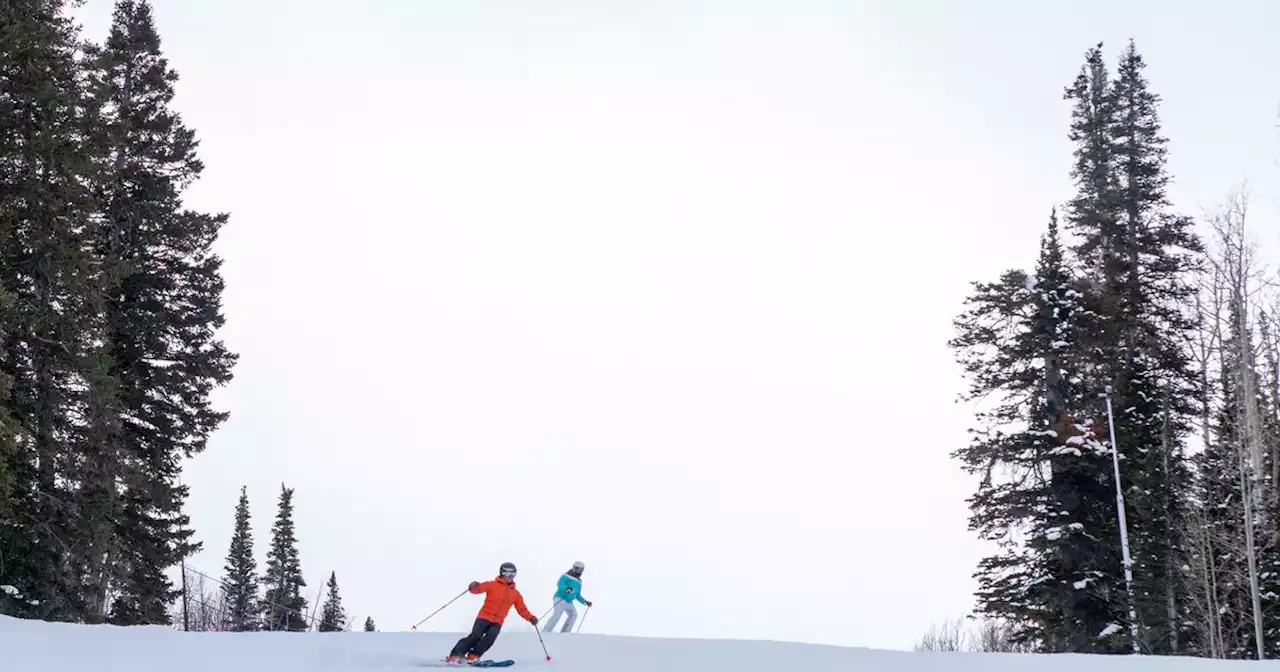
[0, 614, 1264, 672]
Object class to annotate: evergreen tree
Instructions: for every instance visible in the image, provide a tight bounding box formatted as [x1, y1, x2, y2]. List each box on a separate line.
[85, 0, 236, 626]
[221, 486, 260, 631]
[364, 616, 376, 632]
[1060, 41, 1202, 654]
[318, 571, 347, 632]
[951, 211, 1123, 651]
[0, 0, 107, 621]
[262, 484, 307, 631]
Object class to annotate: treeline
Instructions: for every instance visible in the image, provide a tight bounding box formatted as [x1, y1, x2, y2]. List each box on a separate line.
[0, 0, 235, 623]
[194, 484, 356, 633]
[949, 40, 1280, 658]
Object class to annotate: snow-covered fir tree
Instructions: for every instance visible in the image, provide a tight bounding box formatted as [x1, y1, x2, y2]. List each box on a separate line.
[954, 40, 1207, 655]
[262, 484, 308, 631]
[318, 572, 347, 632]
[951, 210, 1123, 651]
[1058, 40, 1202, 654]
[222, 487, 260, 631]
[364, 616, 376, 632]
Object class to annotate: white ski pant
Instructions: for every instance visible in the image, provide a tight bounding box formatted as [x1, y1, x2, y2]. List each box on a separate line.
[542, 599, 577, 633]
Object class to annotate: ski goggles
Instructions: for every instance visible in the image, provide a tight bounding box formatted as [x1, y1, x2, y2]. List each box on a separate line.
[500, 567, 517, 578]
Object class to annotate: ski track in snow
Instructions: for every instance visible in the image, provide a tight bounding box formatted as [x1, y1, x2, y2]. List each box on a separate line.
[1, 614, 1271, 671]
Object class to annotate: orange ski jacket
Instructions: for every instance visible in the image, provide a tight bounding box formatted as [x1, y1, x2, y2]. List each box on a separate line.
[471, 576, 534, 625]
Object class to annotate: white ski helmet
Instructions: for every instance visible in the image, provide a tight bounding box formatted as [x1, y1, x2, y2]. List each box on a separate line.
[572, 561, 585, 572]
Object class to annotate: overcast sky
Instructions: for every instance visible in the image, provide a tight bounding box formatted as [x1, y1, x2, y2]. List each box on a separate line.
[73, 0, 1280, 651]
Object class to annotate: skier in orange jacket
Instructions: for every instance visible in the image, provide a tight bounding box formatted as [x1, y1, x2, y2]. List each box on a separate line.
[446, 562, 537, 664]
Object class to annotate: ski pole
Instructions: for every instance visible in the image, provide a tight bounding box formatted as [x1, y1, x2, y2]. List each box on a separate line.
[539, 597, 567, 623]
[576, 605, 590, 633]
[409, 588, 468, 631]
[533, 618, 552, 661]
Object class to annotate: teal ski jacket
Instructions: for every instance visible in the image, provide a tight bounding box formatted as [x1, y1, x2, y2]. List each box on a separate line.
[553, 573, 588, 605]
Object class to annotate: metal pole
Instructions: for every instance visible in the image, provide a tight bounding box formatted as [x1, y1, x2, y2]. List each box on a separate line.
[1103, 385, 1140, 654]
[181, 558, 190, 632]
[533, 618, 552, 661]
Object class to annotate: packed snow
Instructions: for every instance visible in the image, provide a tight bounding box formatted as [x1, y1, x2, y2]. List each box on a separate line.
[3, 614, 1276, 672]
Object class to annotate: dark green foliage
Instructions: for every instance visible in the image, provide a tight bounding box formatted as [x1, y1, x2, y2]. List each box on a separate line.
[318, 571, 347, 632]
[952, 212, 1124, 652]
[0, 0, 233, 624]
[0, 0, 106, 621]
[364, 616, 376, 632]
[1062, 41, 1201, 655]
[0, 284, 17, 521]
[953, 40, 1204, 655]
[262, 484, 308, 631]
[222, 486, 260, 631]
[88, 0, 235, 627]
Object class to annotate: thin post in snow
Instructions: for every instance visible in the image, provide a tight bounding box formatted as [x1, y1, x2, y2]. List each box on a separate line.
[181, 558, 190, 632]
[1103, 385, 1141, 654]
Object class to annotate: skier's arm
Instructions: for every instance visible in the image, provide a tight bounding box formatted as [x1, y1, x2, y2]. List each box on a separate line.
[515, 591, 535, 623]
[469, 581, 491, 595]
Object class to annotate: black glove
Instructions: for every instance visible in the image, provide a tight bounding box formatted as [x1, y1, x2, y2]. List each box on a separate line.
[529, 615, 539, 625]
[585, 600, 593, 607]
[469, 581, 479, 591]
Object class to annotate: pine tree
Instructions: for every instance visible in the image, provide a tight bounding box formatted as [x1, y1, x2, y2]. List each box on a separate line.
[1059, 41, 1203, 654]
[221, 486, 260, 631]
[951, 211, 1122, 651]
[1107, 42, 1201, 656]
[262, 484, 308, 631]
[318, 571, 347, 632]
[364, 616, 376, 632]
[83, 0, 236, 626]
[0, 0, 108, 621]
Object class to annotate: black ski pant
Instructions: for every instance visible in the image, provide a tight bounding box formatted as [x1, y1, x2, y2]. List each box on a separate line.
[450, 618, 502, 658]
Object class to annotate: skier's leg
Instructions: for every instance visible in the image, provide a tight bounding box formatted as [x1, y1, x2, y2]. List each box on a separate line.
[560, 603, 578, 633]
[469, 621, 504, 658]
[542, 600, 562, 632]
[449, 619, 489, 657]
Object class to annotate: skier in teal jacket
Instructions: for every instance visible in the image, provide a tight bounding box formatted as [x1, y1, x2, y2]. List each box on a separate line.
[543, 561, 591, 632]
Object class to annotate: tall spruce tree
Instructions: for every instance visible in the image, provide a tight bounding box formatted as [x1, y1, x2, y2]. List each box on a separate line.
[262, 484, 308, 631]
[318, 571, 347, 632]
[1060, 41, 1202, 654]
[0, 0, 107, 621]
[86, 0, 236, 626]
[222, 486, 260, 631]
[951, 211, 1125, 651]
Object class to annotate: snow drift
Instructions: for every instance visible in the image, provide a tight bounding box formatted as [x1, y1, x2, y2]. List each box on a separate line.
[0, 614, 1264, 672]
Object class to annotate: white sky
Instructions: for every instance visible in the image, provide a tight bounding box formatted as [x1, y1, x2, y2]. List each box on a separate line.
[73, 0, 1280, 651]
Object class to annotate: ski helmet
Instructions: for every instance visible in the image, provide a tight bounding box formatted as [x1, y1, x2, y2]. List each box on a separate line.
[572, 561, 585, 571]
[499, 562, 517, 578]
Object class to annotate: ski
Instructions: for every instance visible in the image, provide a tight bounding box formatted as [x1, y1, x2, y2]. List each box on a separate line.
[417, 659, 515, 668]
